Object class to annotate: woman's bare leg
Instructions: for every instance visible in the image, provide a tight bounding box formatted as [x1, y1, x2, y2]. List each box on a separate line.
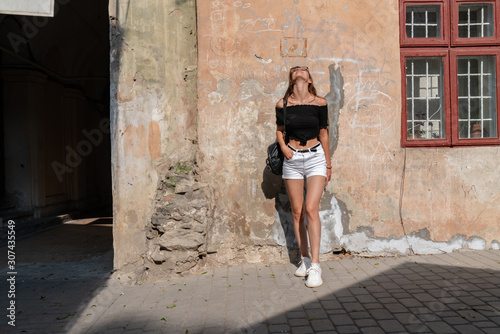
[284, 179, 309, 258]
[304, 175, 325, 263]
[297, 205, 309, 257]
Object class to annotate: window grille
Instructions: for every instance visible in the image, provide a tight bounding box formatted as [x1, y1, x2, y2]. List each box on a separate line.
[406, 5, 442, 38]
[458, 3, 494, 38]
[457, 55, 497, 138]
[406, 57, 446, 139]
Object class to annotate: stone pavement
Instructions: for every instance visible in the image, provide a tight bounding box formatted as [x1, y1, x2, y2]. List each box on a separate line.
[1, 221, 499, 334]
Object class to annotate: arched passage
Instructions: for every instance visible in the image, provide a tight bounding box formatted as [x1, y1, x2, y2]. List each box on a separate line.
[0, 0, 111, 239]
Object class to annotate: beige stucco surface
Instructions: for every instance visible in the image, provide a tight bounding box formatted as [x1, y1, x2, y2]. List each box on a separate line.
[196, 0, 500, 259]
[112, 0, 500, 271]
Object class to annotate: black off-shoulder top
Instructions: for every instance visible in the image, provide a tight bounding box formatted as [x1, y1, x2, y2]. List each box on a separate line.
[276, 104, 328, 146]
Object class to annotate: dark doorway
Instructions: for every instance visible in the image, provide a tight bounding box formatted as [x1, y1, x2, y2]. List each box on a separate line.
[0, 0, 111, 236]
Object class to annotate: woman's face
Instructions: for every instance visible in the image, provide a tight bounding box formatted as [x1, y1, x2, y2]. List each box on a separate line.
[290, 66, 311, 83]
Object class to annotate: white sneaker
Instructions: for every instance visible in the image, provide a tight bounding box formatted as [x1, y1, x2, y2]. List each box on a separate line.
[294, 257, 311, 277]
[305, 263, 323, 288]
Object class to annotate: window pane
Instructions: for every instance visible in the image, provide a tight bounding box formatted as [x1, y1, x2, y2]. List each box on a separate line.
[428, 26, 438, 37]
[457, 55, 497, 138]
[470, 76, 479, 96]
[459, 120, 470, 138]
[469, 58, 479, 73]
[469, 25, 480, 37]
[413, 59, 428, 74]
[428, 10, 437, 22]
[470, 98, 481, 119]
[459, 8, 469, 21]
[406, 5, 441, 38]
[414, 11, 426, 24]
[458, 3, 494, 38]
[458, 76, 468, 96]
[414, 100, 427, 119]
[406, 57, 446, 139]
[407, 99, 413, 121]
[459, 98, 469, 119]
[414, 26, 427, 38]
[483, 72, 495, 96]
[406, 25, 412, 38]
[458, 25, 468, 37]
[483, 95, 494, 118]
[483, 120, 496, 137]
[429, 100, 442, 119]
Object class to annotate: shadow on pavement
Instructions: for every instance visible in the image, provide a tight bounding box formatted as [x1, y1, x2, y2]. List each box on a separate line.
[0, 219, 114, 334]
[38, 251, 499, 333]
[255, 260, 500, 333]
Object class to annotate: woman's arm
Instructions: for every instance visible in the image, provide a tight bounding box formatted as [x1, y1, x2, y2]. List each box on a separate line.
[276, 126, 293, 160]
[276, 99, 293, 160]
[318, 128, 331, 184]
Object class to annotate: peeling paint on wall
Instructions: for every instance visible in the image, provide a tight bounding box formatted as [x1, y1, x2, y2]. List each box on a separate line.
[317, 195, 485, 255]
[148, 121, 161, 160]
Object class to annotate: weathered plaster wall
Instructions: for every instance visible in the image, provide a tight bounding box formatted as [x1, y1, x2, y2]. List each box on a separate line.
[110, 0, 198, 270]
[113, 0, 500, 274]
[196, 0, 500, 262]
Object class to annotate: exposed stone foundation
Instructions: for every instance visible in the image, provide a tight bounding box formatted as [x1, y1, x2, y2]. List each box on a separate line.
[142, 163, 214, 281]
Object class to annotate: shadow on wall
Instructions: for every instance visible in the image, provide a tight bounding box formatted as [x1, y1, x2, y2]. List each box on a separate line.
[261, 166, 298, 264]
[261, 167, 283, 200]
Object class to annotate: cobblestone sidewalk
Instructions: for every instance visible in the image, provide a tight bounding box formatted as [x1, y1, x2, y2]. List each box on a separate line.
[69, 250, 500, 334]
[1, 222, 499, 333]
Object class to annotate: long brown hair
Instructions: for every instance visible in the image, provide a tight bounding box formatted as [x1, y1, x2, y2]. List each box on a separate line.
[283, 67, 317, 101]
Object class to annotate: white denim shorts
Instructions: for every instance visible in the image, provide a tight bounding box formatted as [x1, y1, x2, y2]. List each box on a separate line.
[282, 143, 327, 179]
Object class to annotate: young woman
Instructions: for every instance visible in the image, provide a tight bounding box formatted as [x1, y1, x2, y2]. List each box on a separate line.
[275, 66, 331, 288]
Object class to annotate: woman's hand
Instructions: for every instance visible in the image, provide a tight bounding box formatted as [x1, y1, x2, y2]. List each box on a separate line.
[281, 145, 294, 160]
[326, 167, 332, 185]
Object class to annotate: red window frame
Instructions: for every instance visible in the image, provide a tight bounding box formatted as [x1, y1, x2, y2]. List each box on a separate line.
[400, 0, 450, 46]
[450, 47, 500, 145]
[401, 49, 452, 147]
[400, 0, 500, 147]
[451, 0, 500, 46]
